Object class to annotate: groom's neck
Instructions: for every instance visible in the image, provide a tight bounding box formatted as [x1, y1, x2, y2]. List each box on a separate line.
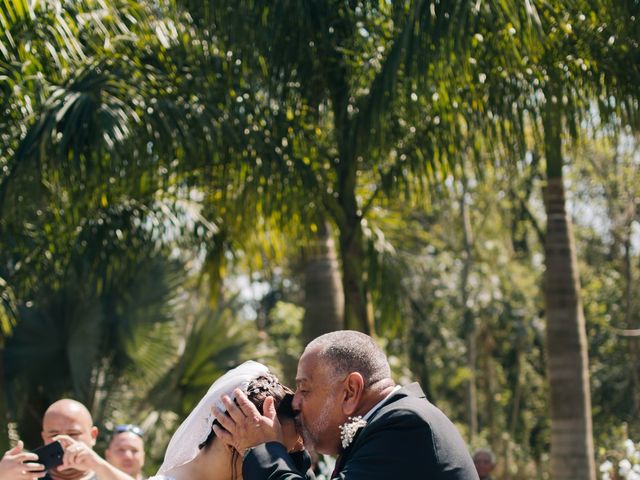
[354, 379, 396, 417]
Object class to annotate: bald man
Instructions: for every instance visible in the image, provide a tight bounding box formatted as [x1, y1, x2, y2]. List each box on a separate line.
[41, 399, 133, 480]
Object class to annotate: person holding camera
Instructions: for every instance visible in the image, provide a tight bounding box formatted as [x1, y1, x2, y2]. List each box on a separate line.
[40, 399, 134, 480]
[0, 441, 45, 480]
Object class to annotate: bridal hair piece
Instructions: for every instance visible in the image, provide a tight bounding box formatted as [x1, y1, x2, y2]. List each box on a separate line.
[157, 360, 269, 474]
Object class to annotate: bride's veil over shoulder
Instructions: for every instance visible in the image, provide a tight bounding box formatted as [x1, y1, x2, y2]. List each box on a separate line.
[157, 360, 270, 475]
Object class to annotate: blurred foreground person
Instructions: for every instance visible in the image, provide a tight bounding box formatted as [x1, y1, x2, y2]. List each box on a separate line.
[105, 425, 145, 480]
[41, 399, 133, 480]
[0, 441, 45, 480]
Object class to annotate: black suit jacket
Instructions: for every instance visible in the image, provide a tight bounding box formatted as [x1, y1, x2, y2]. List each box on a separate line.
[243, 383, 479, 479]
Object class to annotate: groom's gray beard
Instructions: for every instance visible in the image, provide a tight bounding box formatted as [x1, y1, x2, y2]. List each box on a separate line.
[299, 421, 316, 449]
[299, 394, 333, 451]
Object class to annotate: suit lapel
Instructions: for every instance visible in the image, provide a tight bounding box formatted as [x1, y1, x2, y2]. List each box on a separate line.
[332, 422, 367, 478]
[331, 384, 426, 477]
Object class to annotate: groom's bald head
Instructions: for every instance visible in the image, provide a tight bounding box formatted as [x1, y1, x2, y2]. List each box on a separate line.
[304, 330, 391, 388]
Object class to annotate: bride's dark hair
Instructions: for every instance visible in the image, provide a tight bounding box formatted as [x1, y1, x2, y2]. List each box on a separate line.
[198, 372, 295, 449]
[197, 372, 295, 480]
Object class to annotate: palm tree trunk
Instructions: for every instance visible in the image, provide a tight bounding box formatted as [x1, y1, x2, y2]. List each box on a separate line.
[543, 177, 595, 480]
[302, 220, 344, 344]
[408, 302, 434, 400]
[484, 335, 497, 446]
[623, 237, 640, 431]
[339, 213, 373, 334]
[460, 172, 477, 441]
[328, 48, 374, 336]
[506, 349, 522, 477]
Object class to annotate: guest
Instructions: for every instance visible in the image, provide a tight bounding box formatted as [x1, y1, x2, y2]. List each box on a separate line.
[472, 449, 495, 480]
[41, 399, 133, 480]
[105, 425, 145, 480]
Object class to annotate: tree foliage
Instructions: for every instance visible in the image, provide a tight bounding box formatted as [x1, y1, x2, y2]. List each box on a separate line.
[0, 1, 639, 477]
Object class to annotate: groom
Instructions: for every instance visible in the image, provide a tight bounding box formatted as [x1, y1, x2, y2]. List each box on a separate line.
[213, 330, 478, 479]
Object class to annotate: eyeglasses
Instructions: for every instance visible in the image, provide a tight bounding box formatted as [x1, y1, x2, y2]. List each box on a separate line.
[113, 424, 144, 438]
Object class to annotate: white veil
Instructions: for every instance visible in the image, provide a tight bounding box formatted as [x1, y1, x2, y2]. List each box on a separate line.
[157, 360, 270, 474]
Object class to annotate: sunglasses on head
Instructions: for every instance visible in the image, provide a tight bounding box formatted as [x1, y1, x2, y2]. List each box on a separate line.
[113, 424, 144, 438]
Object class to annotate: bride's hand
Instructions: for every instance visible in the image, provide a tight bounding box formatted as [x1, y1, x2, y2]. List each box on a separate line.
[212, 389, 283, 455]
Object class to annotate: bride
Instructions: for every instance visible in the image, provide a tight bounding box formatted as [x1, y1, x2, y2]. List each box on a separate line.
[148, 361, 307, 480]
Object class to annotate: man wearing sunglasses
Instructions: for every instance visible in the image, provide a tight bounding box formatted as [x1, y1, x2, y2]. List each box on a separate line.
[105, 425, 145, 480]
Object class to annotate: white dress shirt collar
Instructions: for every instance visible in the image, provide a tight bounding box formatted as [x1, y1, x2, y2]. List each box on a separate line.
[362, 385, 402, 421]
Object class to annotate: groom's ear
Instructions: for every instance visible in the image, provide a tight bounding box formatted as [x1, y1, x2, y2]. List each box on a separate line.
[342, 372, 365, 416]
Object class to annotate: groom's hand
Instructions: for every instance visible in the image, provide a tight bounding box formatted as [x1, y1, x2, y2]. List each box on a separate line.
[212, 389, 283, 455]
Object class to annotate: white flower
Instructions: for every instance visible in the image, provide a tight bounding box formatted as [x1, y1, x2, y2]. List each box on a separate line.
[600, 460, 613, 473]
[625, 439, 636, 458]
[620, 459, 632, 476]
[339, 416, 367, 449]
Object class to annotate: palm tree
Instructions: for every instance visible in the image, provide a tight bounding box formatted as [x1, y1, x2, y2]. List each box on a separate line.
[0, 0, 241, 444]
[454, 1, 639, 475]
[3, 202, 187, 445]
[4, 2, 637, 476]
[534, 3, 638, 477]
[181, 0, 541, 334]
[459, 160, 478, 441]
[542, 99, 596, 479]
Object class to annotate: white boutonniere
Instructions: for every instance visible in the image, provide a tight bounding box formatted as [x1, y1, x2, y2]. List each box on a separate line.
[339, 416, 367, 449]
